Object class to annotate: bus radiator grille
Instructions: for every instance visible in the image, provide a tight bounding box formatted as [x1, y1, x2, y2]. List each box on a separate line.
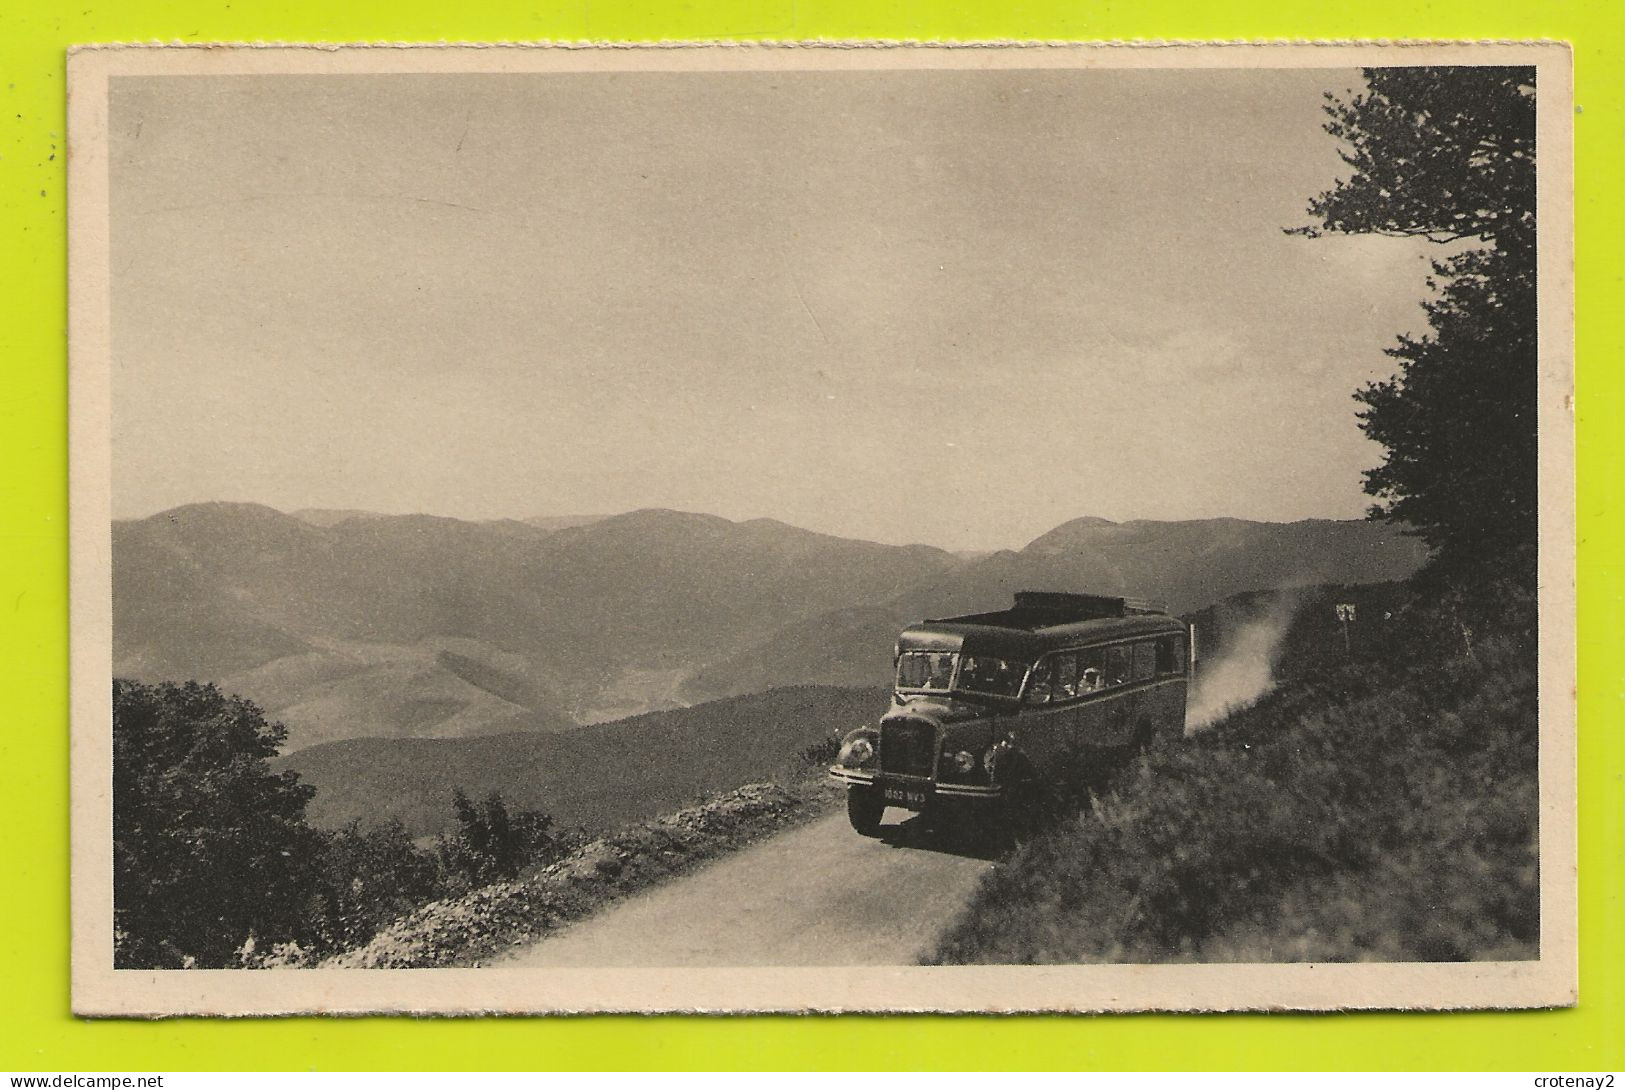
[879, 719, 936, 778]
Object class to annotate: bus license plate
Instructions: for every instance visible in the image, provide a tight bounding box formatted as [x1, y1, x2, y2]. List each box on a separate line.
[885, 785, 928, 808]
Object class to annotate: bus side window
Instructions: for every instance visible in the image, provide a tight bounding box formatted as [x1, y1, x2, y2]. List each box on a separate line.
[1027, 657, 1054, 704]
[1055, 652, 1079, 698]
[1132, 641, 1156, 682]
[1103, 645, 1132, 688]
[1077, 646, 1106, 692]
[1156, 635, 1184, 676]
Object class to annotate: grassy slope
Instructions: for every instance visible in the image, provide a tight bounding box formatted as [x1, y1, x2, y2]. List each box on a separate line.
[929, 604, 1538, 965]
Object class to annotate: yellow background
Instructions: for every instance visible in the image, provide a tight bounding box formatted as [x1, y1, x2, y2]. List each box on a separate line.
[2, 0, 1620, 1072]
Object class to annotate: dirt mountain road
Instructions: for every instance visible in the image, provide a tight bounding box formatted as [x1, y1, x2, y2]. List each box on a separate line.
[497, 809, 996, 967]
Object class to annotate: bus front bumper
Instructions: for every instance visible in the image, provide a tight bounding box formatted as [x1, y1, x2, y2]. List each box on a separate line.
[828, 767, 1002, 808]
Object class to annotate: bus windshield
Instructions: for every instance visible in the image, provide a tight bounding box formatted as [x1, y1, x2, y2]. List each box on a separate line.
[895, 651, 957, 691]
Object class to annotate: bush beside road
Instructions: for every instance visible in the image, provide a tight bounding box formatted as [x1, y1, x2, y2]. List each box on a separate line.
[319, 781, 836, 969]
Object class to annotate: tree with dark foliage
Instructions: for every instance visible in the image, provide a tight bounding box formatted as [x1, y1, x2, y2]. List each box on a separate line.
[113, 680, 582, 965]
[1293, 67, 1537, 580]
[112, 680, 322, 967]
[441, 788, 560, 888]
[308, 819, 443, 953]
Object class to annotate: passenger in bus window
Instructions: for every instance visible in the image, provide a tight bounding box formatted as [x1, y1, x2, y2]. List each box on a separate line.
[958, 655, 983, 689]
[1104, 645, 1131, 686]
[1028, 658, 1053, 703]
[1077, 648, 1107, 691]
[961, 654, 1018, 694]
[994, 657, 1026, 695]
[1056, 653, 1079, 698]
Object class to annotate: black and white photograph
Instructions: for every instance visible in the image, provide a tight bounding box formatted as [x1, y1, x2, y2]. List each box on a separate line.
[67, 41, 1575, 1015]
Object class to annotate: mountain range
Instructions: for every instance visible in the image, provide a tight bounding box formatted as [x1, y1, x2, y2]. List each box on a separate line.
[113, 502, 1428, 752]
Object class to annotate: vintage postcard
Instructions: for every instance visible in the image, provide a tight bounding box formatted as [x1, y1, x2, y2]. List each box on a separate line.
[68, 40, 1576, 1016]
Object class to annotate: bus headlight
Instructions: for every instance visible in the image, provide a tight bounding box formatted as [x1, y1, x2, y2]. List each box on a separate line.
[951, 750, 976, 773]
[837, 736, 876, 768]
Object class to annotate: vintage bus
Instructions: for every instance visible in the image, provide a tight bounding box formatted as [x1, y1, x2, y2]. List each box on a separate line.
[829, 590, 1191, 836]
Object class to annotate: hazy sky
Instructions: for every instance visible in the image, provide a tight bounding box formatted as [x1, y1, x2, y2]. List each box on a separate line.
[109, 67, 1442, 550]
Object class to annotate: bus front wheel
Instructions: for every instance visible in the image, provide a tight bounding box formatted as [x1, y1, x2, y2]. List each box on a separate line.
[847, 786, 885, 836]
[996, 754, 1050, 842]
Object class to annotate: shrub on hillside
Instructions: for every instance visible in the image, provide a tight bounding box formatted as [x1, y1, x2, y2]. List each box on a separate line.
[797, 729, 844, 769]
[304, 820, 444, 954]
[435, 788, 579, 895]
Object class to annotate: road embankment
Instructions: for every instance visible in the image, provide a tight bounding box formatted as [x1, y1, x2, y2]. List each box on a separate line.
[320, 781, 833, 969]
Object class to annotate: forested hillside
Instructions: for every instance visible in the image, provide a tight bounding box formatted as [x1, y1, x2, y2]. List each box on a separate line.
[279, 685, 889, 835]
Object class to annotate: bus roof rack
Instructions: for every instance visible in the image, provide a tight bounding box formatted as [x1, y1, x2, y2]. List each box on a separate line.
[929, 591, 1168, 631]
